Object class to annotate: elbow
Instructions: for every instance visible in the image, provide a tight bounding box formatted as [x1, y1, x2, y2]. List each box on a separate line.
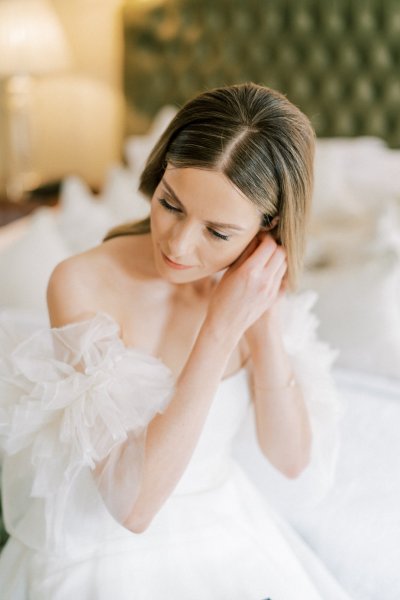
[261, 450, 310, 480]
[124, 515, 152, 534]
[282, 450, 312, 480]
[283, 428, 313, 480]
[123, 505, 157, 533]
[282, 460, 309, 480]
[260, 443, 312, 480]
[125, 521, 150, 534]
[121, 488, 172, 534]
[123, 508, 154, 534]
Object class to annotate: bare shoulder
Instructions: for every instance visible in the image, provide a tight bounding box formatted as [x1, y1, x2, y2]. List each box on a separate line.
[46, 240, 123, 328]
[47, 234, 156, 328]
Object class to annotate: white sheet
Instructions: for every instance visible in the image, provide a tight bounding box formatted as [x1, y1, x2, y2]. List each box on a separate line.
[233, 367, 400, 600]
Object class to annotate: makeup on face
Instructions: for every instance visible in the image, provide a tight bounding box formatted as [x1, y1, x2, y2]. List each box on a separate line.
[150, 166, 262, 282]
[161, 251, 194, 270]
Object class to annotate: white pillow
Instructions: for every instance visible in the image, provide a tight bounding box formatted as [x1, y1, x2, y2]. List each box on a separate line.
[313, 137, 400, 221]
[56, 174, 151, 254]
[300, 251, 400, 380]
[310, 138, 400, 272]
[101, 165, 150, 224]
[0, 216, 32, 254]
[0, 208, 71, 312]
[124, 105, 177, 178]
[304, 212, 376, 270]
[55, 176, 114, 254]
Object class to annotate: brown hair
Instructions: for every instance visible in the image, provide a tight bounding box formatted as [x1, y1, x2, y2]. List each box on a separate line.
[103, 82, 315, 290]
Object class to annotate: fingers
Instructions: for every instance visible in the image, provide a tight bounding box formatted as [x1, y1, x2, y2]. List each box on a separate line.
[226, 235, 259, 270]
[268, 253, 287, 290]
[246, 231, 286, 275]
[268, 260, 288, 304]
[280, 269, 289, 291]
[256, 233, 287, 296]
[275, 258, 288, 285]
[265, 244, 287, 279]
[241, 233, 275, 270]
[227, 231, 287, 281]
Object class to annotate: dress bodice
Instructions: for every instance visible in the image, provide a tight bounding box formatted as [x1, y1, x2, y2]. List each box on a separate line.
[172, 367, 251, 495]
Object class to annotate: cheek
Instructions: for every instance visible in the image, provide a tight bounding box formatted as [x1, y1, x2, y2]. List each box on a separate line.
[221, 234, 259, 267]
[209, 241, 251, 271]
[150, 203, 170, 236]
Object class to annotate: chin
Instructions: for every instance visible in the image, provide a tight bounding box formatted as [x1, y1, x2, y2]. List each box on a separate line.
[159, 263, 219, 286]
[162, 270, 208, 284]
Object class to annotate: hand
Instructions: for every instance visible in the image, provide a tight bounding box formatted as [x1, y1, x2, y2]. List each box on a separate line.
[206, 231, 288, 343]
[244, 233, 288, 349]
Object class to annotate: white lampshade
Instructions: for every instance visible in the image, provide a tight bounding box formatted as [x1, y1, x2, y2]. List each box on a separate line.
[0, 0, 72, 77]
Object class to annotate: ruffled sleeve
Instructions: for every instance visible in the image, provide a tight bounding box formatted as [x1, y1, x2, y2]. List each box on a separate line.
[279, 290, 346, 497]
[0, 309, 175, 552]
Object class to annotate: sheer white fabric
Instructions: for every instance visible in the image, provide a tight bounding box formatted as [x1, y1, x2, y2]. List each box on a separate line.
[0, 311, 174, 552]
[0, 290, 344, 554]
[279, 290, 346, 494]
[0, 292, 351, 599]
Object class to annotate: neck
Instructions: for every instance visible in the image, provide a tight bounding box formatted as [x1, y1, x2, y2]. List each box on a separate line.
[128, 233, 160, 279]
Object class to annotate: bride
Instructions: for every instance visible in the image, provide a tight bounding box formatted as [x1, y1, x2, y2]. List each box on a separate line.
[0, 82, 352, 599]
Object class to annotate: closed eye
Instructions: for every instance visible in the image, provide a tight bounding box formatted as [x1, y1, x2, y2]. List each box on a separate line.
[210, 230, 230, 241]
[157, 198, 231, 242]
[158, 197, 181, 213]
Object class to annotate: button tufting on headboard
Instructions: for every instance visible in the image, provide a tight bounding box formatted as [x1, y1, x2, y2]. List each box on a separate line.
[123, 0, 400, 147]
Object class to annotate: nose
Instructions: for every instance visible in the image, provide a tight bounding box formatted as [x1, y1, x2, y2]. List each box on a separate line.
[167, 221, 196, 259]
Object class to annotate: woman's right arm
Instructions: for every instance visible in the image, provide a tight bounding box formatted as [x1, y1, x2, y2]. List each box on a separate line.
[121, 235, 285, 533]
[47, 235, 283, 534]
[47, 256, 242, 533]
[125, 317, 241, 532]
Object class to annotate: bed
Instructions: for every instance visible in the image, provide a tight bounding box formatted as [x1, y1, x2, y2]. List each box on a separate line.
[1, 1, 400, 598]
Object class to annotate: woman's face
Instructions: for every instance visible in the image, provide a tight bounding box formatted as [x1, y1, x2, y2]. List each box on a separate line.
[150, 165, 263, 283]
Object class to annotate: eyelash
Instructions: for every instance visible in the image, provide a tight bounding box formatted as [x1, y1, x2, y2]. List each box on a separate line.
[157, 198, 231, 242]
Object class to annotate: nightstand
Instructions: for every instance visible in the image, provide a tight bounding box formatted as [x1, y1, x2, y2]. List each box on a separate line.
[0, 181, 60, 227]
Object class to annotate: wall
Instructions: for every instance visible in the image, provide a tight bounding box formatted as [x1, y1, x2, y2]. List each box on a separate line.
[1, 0, 126, 195]
[52, 0, 124, 91]
[39, 0, 126, 189]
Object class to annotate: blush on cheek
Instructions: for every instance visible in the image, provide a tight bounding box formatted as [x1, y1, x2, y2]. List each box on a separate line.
[150, 210, 167, 241]
[218, 241, 254, 271]
[223, 258, 237, 269]
[216, 253, 240, 271]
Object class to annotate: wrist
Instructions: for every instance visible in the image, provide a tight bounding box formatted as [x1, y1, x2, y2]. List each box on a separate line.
[245, 309, 281, 351]
[201, 315, 241, 352]
[252, 373, 297, 392]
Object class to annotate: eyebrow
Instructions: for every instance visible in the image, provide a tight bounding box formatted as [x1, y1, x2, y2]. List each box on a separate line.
[161, 178, 246, 232]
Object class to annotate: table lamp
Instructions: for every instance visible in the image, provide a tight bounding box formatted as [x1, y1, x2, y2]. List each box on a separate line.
[0, 0, 72, 202]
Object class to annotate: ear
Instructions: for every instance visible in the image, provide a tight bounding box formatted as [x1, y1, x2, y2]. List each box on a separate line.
[266, 215, 280, 230]
[260, 215, 280, 231]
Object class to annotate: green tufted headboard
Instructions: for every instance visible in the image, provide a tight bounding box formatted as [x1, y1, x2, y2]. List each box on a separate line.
[123, 0, 400, 147]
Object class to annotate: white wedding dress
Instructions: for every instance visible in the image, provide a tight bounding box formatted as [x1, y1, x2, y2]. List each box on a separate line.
[0, 291, 354, 599]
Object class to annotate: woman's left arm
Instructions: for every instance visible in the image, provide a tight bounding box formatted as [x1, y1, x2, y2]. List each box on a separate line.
[245, 299, 312, 479]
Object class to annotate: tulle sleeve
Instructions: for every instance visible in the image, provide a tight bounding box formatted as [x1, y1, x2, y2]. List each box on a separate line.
[0, 309, 175, 551]
[279, 290, 346, 495]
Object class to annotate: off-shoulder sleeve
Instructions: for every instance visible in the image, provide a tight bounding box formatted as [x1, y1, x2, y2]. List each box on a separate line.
[0, 309, 175, 551]
[279, 290, 346, 496]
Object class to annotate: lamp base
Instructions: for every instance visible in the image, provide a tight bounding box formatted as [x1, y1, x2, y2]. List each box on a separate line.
[3, 75, 41, 204]
[6, 171, 41, 204]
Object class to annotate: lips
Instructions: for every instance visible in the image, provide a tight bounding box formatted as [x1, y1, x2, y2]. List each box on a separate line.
[161, 250, 193, 270]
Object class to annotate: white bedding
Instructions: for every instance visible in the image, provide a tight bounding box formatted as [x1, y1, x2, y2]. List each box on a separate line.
[233, 367, 400, 600]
